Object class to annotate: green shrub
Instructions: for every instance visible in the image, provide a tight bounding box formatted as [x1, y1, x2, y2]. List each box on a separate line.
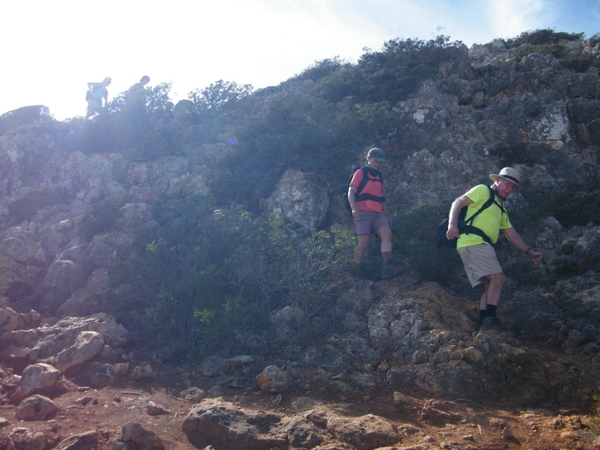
[0, 106, 54, 136]
[209, 92, 364, 207]
[109, 196, 355, 360]
[67, 82, 177, 161]
[504, 29, 584, 48]
[295, 57, 348, 82]
[504, 29, 594, 73]
[189, 80, 253, 116]
[357, 35, 464, 104]
[312, 65, 364, 103]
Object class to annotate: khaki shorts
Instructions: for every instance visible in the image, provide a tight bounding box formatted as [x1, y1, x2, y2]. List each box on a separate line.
[457, 244, 503, 287]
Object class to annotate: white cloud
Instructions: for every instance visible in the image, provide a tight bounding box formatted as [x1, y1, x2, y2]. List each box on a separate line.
[485, 0, 553, 38]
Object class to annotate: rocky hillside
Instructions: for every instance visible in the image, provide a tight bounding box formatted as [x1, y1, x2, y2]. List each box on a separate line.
[1, 30, 600, 449]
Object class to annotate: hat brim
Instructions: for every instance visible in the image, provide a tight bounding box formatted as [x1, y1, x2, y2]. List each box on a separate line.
[370, 157, 386, 163]
[489, 174, 522, 190]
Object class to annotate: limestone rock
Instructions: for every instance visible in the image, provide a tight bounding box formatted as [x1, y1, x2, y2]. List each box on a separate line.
[182, 399, 285, 450]
[54, 330, 105, 373]
[256, 365, 290, 393]
[262, 169, 329, 229]
[326, 414, 398, 450]
[15, 394, 57, 421]
[146, 401, 170, 416]
[112, 422, 164, 450]
[10, 363, 60, 403]
[55, 431, 99, 450]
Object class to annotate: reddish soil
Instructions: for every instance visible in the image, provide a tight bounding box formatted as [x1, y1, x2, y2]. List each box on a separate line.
[2, 367, 599, 449]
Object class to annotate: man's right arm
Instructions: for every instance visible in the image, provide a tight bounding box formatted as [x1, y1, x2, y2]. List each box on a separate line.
[446, 194, 473, 240]
[348, 186, 360, 219]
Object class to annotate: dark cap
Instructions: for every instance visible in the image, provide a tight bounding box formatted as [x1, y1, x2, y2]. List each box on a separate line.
[367, 148, 386, 162]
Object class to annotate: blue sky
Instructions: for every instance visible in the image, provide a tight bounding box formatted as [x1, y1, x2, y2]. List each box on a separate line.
[1, 0, 598, 120]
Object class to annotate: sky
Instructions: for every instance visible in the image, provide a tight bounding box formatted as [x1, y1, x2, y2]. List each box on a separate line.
[1, 0, 599, 121]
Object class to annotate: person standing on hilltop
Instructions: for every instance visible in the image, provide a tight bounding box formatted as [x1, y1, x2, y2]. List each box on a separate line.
[347, 148, 406, 279]
[127, 75, 150, 95]
[446, 167, 543, 330]
[84, 77, 111, 120]
[125, 76, 151, 114]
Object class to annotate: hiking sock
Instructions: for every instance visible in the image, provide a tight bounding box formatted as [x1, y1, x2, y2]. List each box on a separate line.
[486, 304, 497, 318]
[382, 251, 392, 262]
[477, 310, 487, 326]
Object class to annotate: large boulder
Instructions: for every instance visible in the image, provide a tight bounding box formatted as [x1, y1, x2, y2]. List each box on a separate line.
[262, 169, 329, 229]
[53, 330, 105, 373]
[182, 398, 286, 450]
[10, 363, 60, 403]
[15, 394, 57, 421]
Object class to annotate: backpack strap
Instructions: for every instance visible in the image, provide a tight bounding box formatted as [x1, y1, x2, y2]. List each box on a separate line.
[354, 167, 386, 204]
[460, 186, 502, 245]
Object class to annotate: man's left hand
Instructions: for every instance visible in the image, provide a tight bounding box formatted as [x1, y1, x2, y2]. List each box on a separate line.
[528, 250, 543, 264]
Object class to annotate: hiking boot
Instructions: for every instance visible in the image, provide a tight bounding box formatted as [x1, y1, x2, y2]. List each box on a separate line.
[381, 259, 409, 280]
[479, 316, 501, 331]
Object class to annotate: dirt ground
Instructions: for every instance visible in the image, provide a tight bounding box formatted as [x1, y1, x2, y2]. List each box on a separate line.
[1, 367, 599, 450]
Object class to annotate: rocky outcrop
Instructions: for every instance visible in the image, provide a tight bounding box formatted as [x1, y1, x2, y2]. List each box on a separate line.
[0, 34, 600, 449]
[0, 310, 131, 405]
[182, 397, 397, 450]
[262, 169, 330, 229]
[182, 399, 288, 449]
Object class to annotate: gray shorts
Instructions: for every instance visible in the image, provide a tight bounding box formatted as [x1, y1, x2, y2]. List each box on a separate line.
[353, 210, 391, 236]
[457, 244, 503, 287]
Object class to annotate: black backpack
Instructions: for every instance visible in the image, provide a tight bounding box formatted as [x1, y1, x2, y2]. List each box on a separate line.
[436, 186, 503, 248]
[343, 166, 385, 217]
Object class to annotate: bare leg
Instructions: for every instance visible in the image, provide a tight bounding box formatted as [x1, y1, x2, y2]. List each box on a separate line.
[353, 234, 370, 263]
[479, 272, 507, 310]
[377, 226, 393, 254]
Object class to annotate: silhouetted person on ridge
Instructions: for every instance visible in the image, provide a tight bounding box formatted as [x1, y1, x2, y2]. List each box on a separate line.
[127, 75, 150, 95]
[85, 77, 111, 120]
[125, 75, 151, 114]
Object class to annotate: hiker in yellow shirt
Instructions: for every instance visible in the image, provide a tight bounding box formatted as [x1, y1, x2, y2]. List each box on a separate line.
[446, 167, 542, 330]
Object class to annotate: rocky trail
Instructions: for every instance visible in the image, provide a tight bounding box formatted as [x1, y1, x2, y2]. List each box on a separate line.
[2, 279, 600, 449]
[1, 362, 599, 449]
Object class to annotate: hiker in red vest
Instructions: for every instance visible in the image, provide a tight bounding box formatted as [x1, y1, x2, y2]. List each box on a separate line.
[348, 148, 406, 279]
[446, 167, 543, 330]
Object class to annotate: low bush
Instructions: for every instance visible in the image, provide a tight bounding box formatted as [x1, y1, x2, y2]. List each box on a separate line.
[109, 195, 355, 360]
